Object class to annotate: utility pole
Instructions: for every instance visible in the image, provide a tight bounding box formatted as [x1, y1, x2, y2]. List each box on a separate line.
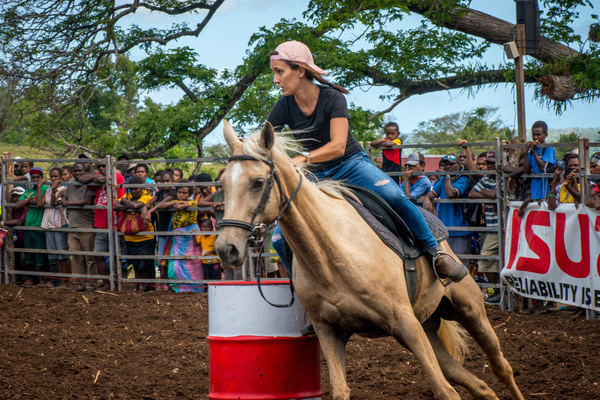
[515, 24, 526, 141]
[510, 0, 540, 141]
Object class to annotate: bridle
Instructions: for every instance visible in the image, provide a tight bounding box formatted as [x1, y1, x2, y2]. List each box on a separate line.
[218, 152, 303, 307]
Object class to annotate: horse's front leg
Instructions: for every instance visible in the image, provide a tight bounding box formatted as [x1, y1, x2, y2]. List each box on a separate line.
[314, 322, 351, 400]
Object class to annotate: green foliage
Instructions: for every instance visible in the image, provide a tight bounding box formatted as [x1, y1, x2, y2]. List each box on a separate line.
[348, 104, 386, 144]
[412, 107, 507, 154]
[1, 0, 598, 161]
[556, 131, 580, 159]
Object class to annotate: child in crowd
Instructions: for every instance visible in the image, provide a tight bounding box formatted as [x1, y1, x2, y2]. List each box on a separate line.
[13, 161, 34, 188]
[41, 167, 71, 289]
[193, 173, 216, 226]
[195, 169, 225, 227]
[61, 166, 73, 182]
[142, 170, 177, 286]
[14, 167, 51, 287]
[196, 218, 221, 284]
[370, 122, 403, 185]
[160, 180, 204, 293]
[172, 168, 183, 182]
[523, 120, 556, 202]
[114, 176, 155, 292]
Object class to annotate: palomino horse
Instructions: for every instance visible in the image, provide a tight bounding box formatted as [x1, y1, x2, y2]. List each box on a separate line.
[215, 121, 524, 400]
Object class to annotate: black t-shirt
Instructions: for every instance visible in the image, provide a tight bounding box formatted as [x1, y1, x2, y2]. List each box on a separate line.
[156, 188, 177, 232]
[267, 85, 363, 170]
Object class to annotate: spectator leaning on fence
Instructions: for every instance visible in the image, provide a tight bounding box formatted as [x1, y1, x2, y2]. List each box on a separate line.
[523, 120, 556, 201]
[164, 180, 205, 293]
[193, 173, 216, 227]
[13, 167, 51, 288]
[141, 170, 177, 286]
[476, 152, 488, 171]
[62, 162, 97, 292]
[114, 176, 155, 292]
[400, 152, 431, 204]
[370, 122, 403, 185]
[3, 187, 28, 285]
[468, 153, 501, 304]
[41, 167, 71, 289]
[135, 163, 156, 196]
[423, 154, 472, 266]
[197, 218, 221, 284]
[61, 166, 72, 182]
[589, 152, 600, 195]
[548, 154, 581, 210]
[116, 155, 132, 184]
[13, 161, 34, 188]
[79, 160, 126, 291]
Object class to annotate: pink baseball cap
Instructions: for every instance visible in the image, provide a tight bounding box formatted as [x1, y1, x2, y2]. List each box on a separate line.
[270, 40, 327, 76]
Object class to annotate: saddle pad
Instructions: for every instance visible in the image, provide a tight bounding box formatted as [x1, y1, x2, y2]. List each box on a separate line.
[344, 184, 449, 255]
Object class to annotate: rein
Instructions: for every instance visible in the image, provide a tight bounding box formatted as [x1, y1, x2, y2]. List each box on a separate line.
[218, 152, 303, 308]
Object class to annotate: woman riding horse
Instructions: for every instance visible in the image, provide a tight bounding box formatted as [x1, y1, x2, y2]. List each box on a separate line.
[267, 40, 467, 283]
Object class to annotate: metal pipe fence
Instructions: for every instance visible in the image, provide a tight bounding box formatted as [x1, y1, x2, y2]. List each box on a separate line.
[1, 140, 597, 316]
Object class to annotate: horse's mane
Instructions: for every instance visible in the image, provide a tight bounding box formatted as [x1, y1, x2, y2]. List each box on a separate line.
[242, 130, 352, 201]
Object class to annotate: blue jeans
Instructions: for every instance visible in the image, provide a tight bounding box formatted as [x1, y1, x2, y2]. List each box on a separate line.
[272, 150, 438, 270]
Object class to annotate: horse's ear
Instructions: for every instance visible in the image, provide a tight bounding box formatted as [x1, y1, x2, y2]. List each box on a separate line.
[223, 120, 243, 152]
[260, 121, 275, 150]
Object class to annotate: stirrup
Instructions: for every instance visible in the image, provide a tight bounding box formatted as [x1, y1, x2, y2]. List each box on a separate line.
[432, 250, 458, 287]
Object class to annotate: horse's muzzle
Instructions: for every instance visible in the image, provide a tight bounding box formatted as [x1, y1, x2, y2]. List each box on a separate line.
[215, 240, 245, 269]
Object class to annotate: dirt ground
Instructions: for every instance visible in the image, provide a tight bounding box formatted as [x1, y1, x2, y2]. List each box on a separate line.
[0, 284, 598, 400]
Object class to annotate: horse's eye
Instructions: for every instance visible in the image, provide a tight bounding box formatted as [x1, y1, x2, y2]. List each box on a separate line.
[253, 179, 265, 189]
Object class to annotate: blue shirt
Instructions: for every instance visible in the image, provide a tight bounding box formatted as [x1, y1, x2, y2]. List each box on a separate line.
[400, 175, 431, 205]
[432, 175, 471, 237]
[528, 147, 556, 200]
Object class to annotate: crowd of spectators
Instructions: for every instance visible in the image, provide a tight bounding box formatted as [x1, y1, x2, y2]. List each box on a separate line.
[1, 119, 597, 305]
[0, 155, 250, 293]
[372, 119, 598, 311]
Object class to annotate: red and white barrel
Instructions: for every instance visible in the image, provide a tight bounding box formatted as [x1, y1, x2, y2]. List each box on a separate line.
[207, 281, 322, 400]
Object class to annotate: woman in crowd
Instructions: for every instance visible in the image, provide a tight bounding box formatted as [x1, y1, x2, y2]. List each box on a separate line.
[42, 167, 70, 289]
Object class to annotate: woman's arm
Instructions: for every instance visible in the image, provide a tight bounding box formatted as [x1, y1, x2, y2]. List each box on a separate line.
[292, 118, 348, 164]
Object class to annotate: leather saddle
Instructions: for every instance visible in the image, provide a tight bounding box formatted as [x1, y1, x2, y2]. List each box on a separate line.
[343, 184, 449, 301]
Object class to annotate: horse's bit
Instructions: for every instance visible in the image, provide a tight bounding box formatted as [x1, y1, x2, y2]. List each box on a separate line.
[218, 152, 303, 307]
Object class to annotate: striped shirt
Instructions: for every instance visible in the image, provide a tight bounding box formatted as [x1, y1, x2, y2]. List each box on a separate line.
[472, 175, 498, 227]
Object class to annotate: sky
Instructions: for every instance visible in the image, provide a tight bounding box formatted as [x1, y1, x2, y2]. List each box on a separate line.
[129, 0, 599, 144]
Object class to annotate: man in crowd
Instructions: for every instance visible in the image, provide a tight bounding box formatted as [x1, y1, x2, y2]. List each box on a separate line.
[78, 153, 94, 173]
[400, 152, 431, 205]
[79, 160, 125, 291]
[62, 162, 97, 292]
[116, 155, 132, 183]
[423, 154, 472, 265]
[14, 167, 51, 287]
[468, 152, 501, 304]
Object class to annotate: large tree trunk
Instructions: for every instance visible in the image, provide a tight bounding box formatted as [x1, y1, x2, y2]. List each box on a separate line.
[539, 75, 582, 101]
[407, 3, 580, 63]
[406, 1, 582, 103]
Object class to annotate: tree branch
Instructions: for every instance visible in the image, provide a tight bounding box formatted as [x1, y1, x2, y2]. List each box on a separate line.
[365, 68, 538, 119]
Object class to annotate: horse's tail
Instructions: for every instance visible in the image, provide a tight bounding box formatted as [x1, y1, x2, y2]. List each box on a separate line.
[438, 319, 469, 365]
